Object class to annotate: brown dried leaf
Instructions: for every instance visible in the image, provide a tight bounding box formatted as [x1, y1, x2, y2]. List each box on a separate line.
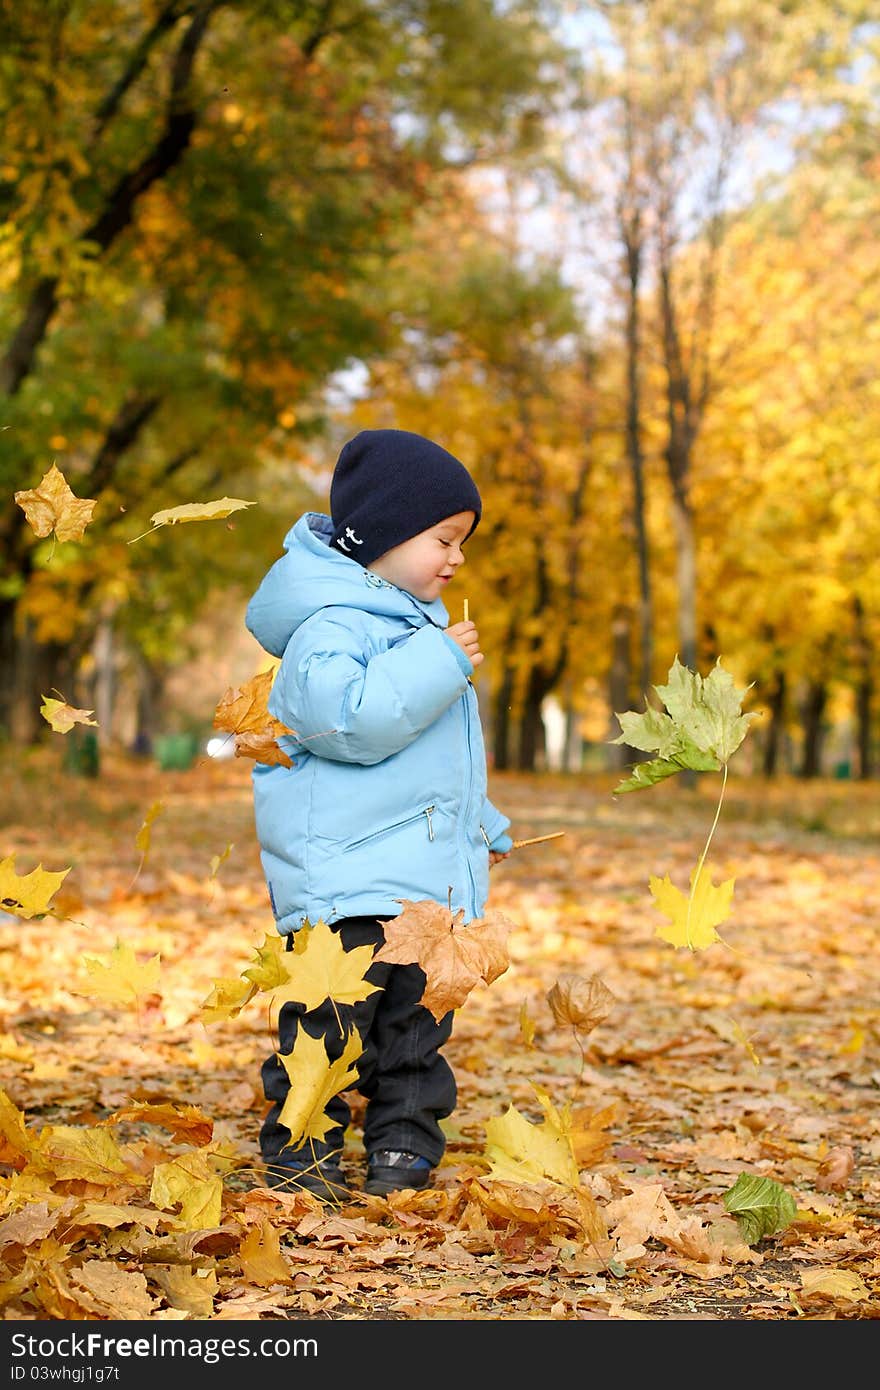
[547, 973, 616, 1035]
[373, 899, 516, 1021]
[15, 464, 97, 542]
[815, 1145, 855, 1192]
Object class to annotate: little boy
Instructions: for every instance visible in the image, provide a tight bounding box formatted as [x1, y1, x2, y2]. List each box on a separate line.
[245, 428, 513, 1199]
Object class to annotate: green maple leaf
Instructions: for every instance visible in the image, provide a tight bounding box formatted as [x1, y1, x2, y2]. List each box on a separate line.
[613, 656, 757, 792]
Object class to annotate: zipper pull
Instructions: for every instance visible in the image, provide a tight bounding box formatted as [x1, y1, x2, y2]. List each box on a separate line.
[480, 824, 491, 847]
[425, 806, 435, 841]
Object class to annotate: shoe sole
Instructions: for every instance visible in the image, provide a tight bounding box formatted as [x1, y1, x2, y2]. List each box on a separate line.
[364, 1175, 431, 1196]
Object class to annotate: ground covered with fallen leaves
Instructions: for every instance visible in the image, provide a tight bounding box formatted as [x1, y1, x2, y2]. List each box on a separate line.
[2, 748, 879, 1321]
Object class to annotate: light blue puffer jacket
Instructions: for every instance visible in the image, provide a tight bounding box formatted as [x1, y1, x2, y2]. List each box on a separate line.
[245, 512, 511, 934]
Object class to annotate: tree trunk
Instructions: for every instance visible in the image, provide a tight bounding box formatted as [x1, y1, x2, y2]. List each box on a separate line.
[608, 603, 638, 770]
[133, 654, 167, 755]
[799, 679, 827, 778]
[669, 476, 697, 672]
[517, 670, 548, 772]
[853, 594, 873, 780]
[761, 669, 787, 778]
[492, 666, 515, 771]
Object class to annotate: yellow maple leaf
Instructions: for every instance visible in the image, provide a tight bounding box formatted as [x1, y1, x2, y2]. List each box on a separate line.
[197, 975, 258, 1025]
[39, 695, 98, 734]
[0, 854, 70, 920]
[484, 1084, 581, 1188]
[14, 464, 97, 542]
[649, 862, 735, 950]
[150, 1152, 223, 1231]
[128, 497, 255, 544]
[373, 898, 515, 1021]
[73, 940, 161, 1009]
[271, 917, 382, 1015]
[242, 931, 291, 991]
[276, 1029, 363, 1149]
[197, 932, 290, 1026]
[239, 1220, 293, 1287]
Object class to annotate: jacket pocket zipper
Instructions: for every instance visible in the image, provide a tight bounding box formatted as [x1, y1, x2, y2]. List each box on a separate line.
[344, 805, 435, 852]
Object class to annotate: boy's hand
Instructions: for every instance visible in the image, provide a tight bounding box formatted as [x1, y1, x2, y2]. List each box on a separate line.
[445, 619, 484, 667]
[489, 849, 510, 867]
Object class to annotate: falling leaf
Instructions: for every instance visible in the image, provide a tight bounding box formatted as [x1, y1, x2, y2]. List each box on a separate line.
[649, 862, 735, 951]
[519, 999, 536, 1049]
[0, 854, 70, 920]
[276, 1029, 363, 1149]
[198, 976, 257, 1025]
[73, 939, 161, 1010]
[213, 670, 294, 767]
[722, 1173, 797, 1245]
[373, 899, 516, 1021]
[815, 1145, 855, 1192]
[40, 695, 98, 734]
[14, 464, 97, 542]
[209, 842, 234, 879]
[134, 799, 165, 864]
[547, 973, 615, 1034]
[240, 1220, 293, 1286]
[613, 656, 757, 791]
[271, 917, 382, 1014]
[242, 932, 291, 992]
[128, 496, 256, 543]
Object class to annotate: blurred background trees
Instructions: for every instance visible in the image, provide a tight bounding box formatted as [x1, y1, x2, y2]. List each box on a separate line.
[1, 0, 877, 777]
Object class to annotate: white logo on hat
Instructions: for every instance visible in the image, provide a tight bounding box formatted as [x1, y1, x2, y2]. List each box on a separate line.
[336, 526, 364, 553]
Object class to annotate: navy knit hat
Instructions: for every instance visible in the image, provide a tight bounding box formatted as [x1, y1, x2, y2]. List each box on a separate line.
[329, 429, 481, 567]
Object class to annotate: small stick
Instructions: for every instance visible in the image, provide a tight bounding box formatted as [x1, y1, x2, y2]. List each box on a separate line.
[511, 832, 566, 849]
[463, 598, 469, 622]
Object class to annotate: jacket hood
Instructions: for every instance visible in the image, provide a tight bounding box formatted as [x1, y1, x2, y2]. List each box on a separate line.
[245, 512, 450, 657]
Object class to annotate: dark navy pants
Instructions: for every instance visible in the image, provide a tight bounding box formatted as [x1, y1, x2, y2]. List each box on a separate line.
[260, 915, 456, 1167]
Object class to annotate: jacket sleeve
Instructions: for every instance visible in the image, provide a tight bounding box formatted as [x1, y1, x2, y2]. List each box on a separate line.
[270, 616, 469, 765]
[481, 795, 511, 847]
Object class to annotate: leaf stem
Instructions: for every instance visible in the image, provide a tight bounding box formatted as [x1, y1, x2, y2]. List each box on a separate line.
[685, 762, 728, 949]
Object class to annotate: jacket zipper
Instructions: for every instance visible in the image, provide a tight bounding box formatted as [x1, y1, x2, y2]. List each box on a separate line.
[461, 693, 478, 916]
[344, 805, 435, 852]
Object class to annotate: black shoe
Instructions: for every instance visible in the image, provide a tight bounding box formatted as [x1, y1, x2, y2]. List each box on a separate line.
[262, 1152, 349, 1201]
[365, 1149, 433, 1196]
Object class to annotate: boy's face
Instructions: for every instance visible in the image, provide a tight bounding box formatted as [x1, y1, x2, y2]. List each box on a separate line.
[368, 510, 475, 602]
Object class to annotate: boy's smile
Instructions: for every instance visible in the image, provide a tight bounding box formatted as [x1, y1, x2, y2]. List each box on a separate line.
[367, 510, 475, 602]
